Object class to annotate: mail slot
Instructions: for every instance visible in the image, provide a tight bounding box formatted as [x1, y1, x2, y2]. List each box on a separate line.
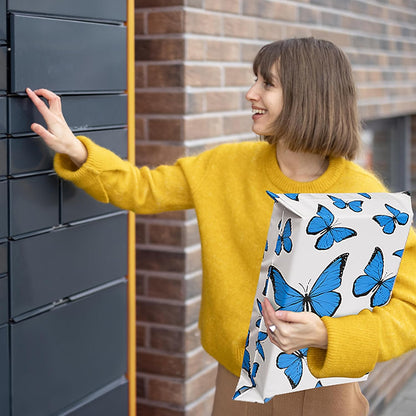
[9, 174, 60, 237]
[10, 13, 126, 93]
[8, 0, 126, 22]
[0, 139, 6, 178]
[0, 180, 7, 239]
[0, 240, 7, 275]
[58, 378, 128, 416]
[8, 94, 127, 136]
[10, 213, 127, 317]
[0, 325, 9, 416]
[0, 47, 6, 92]
[0, 0, 6, 42]
[0, 275, 7, 324]
[11, 281, 127, 416]
[0, 97, 6, 135]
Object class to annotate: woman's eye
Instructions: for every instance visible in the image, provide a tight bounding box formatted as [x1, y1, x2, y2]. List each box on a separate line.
[263, 81, 274, 88]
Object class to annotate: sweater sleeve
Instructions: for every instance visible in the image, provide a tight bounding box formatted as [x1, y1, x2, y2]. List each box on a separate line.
[54, 135, 203, 214]
[307, 227, 416, 378]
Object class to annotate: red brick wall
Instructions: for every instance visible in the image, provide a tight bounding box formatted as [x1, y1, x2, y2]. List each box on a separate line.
[134, 1, 416, 414]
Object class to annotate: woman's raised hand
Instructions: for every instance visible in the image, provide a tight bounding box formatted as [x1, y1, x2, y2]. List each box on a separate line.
[26, 88, 88, 167]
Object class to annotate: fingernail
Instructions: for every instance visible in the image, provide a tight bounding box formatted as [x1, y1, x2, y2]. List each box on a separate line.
[269, 325, 276, 333]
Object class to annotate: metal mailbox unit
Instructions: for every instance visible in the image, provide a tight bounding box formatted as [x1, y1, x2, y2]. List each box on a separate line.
[1, 1, 136, 415]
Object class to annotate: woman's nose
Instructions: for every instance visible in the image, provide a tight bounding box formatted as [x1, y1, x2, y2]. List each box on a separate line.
[245, 83, 259, 102]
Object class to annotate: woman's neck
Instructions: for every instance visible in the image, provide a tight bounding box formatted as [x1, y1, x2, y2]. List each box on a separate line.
[275, 142, 329, 182]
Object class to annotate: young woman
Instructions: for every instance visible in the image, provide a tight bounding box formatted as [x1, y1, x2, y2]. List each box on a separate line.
[26, 37, 416, 416]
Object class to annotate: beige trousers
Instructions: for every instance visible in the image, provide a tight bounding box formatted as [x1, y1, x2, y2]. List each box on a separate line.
[212, 365, 369, 416]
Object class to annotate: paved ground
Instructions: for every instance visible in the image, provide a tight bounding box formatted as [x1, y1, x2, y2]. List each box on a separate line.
[377, 372, 416, 415]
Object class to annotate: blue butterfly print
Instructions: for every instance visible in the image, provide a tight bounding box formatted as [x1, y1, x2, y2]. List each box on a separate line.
[242, 331, 251, 374]
[285, 193, 299, 201]
[353, 247, 396, 307]
[328, 195, 363, 212]
[276, 348, 308, 389]
[358, 192, 371, 199]
[275, 219, 293, 255]
[256, 331, 268, 360]
[393, 249, 404, 258]
[233, 362, 260, 399]
[262, 277, 269, 296]
[266, 190, 279, 201]
[315, 381, 323, 388]
[268, 253, 348, 317]
[373, 204, 409, 234]
[256, 299, 263, 328]
[306, 205, 357, 250]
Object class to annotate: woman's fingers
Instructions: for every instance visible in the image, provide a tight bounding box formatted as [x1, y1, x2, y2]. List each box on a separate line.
[33, 88, 63, 114]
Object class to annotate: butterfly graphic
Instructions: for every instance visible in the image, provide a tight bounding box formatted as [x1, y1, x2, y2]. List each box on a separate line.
[266, 190, 280, 201]
[353, 247, 396, 307]
[285, 193, 299, 201]
[358, 193, 371, 199]
[393, 249, 404, 258]
[328, 195, 363, 212]
[256, 299, 263, 328]
[315, 381, 323, 388]
[268, 253, 348, 317]
[276, 348, 308, 389]
[373, 204, 409, 234]
[256, 331, 268, 360]
[275, 219, 293, 255]
[306, 205, 357, 250]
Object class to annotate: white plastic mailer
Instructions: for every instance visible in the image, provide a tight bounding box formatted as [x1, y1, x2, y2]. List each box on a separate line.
[234, 192, 413, 403]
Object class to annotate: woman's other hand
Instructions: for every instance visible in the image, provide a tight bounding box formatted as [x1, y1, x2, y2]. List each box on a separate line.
[262, 298, 328, 354]
[26, 88, 88, 167]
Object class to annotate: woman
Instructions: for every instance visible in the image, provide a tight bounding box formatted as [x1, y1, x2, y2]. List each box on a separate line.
[26, 37, 416, 415]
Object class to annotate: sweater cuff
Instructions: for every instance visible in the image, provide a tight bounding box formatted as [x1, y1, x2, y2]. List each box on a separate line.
[307, 312, 379, 379]
[53, 135, 114, 203]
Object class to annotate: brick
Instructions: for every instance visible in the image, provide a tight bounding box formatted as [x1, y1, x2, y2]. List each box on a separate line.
[184, 65, 222, 87]
[138, 351, 186, 377]
[148, 118, 183, 142]
[243, 0, 297, 21]
[135, 12, 145, 35]
[184, 116, 223, 140]
[137, 248, 187, 273]
[224, 114, 252, 136]
[136, 92, 185, 114]
[135, 116, 146, 141]
[148, 11, 185, 34]
[149, 222, 197, 246]
[138, 299, 185, 325]
[185, 365, 217, 403]
[186, 392, 215, 416]
[223, 16, 256, 38]
[135, 0, 184, 7]
[284, 24, 313, 39]
[151, 326, 186, 353]
[136, 219, 146, 244]
[206, 40, 240, 61]
[148, 276, 185, 300]
[241, 43, 263, 63]
[256, 20, 285, 41]
[136, 271, 146, 296]
[186, 348, 217, 378]
[186, 92, 206, 114]
[185, 10, 223, 36]
[136, 39, 185, 61]
[186, 0, 204, 6]
[135, 142, 186, 167]
[224, 66, 252, 87]
[185, 325, 203, 352]
[205, 0, 241, 13]
[135, 64, 146, 88]
[137, 323, 147, 348]
[147, 64, 184, 88]
[148, 377, 185, 406]
[299, 6, 320, 24]
[186, 272, 202, 299]
[185, 38, 206, 60]
[185, 297, 201, 326]
[136, 402, 184, 416]
[137, 376, 146, 398]
[206, 90, 240, 112]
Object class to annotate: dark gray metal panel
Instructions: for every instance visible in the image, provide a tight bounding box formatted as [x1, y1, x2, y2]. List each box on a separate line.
[9, 174, 59, 236]
[9, 136, 54, 176]
[11, 281, 127, 416]
[0, 47, 6, 92]
[0, 240, 6, 275]
[59, 378, 128, 416]
[0, 97, 6, 136]
[0, 325, 9, 416]
[8, 0, 126, 22]
[62, 182, 121, 224]
[0, 0, 6, 42]
[84, 128, 128, 159]
[9, 94, 127, 135]
[0, 275, 7, 324]
[0, 139, 6, 177]
[0, 180, 7, 239]
[10, 14, 126, 93]
[10, 213, 127, 317]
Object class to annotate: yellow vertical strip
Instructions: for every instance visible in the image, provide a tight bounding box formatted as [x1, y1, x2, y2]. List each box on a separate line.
[127, 0, 136, 415]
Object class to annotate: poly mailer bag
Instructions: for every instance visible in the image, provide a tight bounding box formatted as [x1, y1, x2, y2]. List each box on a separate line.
[234, 192, 413, 403]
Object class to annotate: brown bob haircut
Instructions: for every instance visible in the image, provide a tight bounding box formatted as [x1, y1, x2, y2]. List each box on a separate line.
[253, 37, 360, 160]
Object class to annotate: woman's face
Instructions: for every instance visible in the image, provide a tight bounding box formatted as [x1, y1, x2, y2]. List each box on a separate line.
[245, 66, 283, 136]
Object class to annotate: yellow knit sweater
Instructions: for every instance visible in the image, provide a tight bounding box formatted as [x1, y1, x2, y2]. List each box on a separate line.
[55, 136, 416, 379]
